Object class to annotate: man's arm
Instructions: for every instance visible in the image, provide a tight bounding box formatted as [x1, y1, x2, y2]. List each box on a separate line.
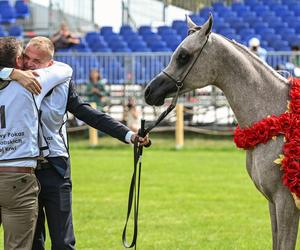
[0, 67, 41, 94]
[67, 81, 131, 143]
[34, 62, 73, 107]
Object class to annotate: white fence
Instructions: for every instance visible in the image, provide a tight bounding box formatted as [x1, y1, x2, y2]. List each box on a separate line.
[55, 51, 299, 85]
[59, 51, 299, 133]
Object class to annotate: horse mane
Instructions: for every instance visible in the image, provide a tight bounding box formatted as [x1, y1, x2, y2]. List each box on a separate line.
[214, 33, 288, 84]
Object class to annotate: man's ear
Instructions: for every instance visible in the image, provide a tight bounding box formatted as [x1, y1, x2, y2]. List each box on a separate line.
[48, 59, 54, 67]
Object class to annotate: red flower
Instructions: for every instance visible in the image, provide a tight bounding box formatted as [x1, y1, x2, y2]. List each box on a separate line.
[290, 99, 300, 114]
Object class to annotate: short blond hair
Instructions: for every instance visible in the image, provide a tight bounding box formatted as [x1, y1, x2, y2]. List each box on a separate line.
[27, 36, 55, 59]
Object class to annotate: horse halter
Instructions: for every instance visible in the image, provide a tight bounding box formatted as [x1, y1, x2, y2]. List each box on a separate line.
[162, 33, 210, 104]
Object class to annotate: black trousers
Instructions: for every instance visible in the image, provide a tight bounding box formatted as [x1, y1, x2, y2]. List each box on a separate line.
[32, 167, 75, 250]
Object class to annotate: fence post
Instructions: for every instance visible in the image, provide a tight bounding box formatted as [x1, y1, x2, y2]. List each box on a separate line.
[89, 102, 99, 146]
[176, 104, 184, 149]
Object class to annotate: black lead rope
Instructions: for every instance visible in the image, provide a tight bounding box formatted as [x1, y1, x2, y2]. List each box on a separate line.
[122, 87, 181, 249]
[122, 34, 210, 249]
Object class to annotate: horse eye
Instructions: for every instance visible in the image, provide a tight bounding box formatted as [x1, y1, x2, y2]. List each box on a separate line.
[177, 51, 190, 66]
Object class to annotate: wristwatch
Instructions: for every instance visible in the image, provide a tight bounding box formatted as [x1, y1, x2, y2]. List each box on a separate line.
[0, 68, 13, 80]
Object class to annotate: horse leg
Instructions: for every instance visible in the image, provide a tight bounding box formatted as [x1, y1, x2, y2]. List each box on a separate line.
[269, 202, 278, 250]
[274, 190, 299, 250]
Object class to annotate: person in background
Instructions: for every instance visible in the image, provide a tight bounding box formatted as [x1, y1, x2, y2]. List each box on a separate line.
[291, 45, 300, 67]
[124, 97, 140, 133]
[50, 23, 80, 50]
[248, 37, 267, 62]
[86, 69, 109, 110]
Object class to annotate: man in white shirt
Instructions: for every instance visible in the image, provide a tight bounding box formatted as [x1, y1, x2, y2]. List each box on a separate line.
[0, 37, 73, 250]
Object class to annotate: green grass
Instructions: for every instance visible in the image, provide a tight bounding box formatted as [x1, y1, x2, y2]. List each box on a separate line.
[1, 134, 299, 249]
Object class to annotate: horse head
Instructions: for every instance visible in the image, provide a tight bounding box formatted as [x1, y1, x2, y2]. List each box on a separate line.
[145, 15, 216, 106]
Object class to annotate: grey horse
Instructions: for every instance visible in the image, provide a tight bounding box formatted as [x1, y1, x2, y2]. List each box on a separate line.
[144, 15, 299, 250]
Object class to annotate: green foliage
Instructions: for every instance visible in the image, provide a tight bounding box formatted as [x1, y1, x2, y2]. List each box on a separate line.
[1, 136, 299, 249]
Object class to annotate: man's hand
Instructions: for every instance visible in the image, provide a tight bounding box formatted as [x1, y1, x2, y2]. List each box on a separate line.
[10, 69, 41, 95]
[130, 134, 151, 147]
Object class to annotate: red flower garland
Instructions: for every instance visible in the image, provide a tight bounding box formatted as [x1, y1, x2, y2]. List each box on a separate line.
[234, 78, 300, 197]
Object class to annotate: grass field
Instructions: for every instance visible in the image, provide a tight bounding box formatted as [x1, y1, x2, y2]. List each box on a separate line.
[1, 134, 300, 249]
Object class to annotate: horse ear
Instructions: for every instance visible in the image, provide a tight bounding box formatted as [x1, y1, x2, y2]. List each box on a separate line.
[202, 13, 213, 36]
[186, 15, 197, 29]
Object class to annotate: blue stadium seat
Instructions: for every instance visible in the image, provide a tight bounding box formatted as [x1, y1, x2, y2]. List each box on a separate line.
[157, 26, 177, 36]
[160, 34, 182, 51]
[171, 20, 186, 30]
[231, 3, 251, 14]
[212, 3, 230, 14]
[15, 0, 30, 19]
[214, 22, 230, 33]
[269, 40, 290, 51]
[231, 22, 249, 33]
[244, 0, 259, 6]
[142, 33, 161, 44]
[239, 28, 256, 41]
[292, 4, 300, 15]
[269, 4, 289, 13]
[128, 40, 150, 52]
[188, 15, 205, 25]
[252, 22, 270, 31]
[261, 15, 281, 24]
[285, 34, 300, 47]
[119, 25, 134, 35]
[256, 27, 275, 36]
[218, 11, 237, 19]
[149, 41, 171, 52]
[0, 4, 16, 24]
[198, 6, 212, 18]
[8, 25, 23, 37]
[242, 13, 261, 25]
[0, 25, 7, 37]
[138, 25, 152, 35]
[262, 33, 282, 44]
[125, 36, 143, 44]
[100, 26, 114, 36]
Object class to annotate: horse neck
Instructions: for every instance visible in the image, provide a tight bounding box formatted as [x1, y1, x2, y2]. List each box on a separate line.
[211, 34, 289, 127]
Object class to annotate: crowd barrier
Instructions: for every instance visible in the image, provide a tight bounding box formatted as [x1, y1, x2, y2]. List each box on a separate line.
[55, 51, 299, 85]
[60, 51, 299, 138]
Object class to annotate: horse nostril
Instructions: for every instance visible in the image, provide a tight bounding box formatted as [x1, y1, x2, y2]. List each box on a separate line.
[145, 86, 151, 98]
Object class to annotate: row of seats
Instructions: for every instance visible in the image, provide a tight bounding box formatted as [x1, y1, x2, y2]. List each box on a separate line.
[59, 0, 300, 53]
[58, 24, 184, 53]
[0, 24, 23, 37]
[0, 0, 30, 24]
[197, 0, 300, 51]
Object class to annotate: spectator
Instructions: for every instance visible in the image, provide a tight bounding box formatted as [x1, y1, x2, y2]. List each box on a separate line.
[50, 23, 80, 50]
[124, 97, 140, 133]
[86, 69, 109, 110]
[248, 37, 267, 62]
[291, 45, 300, 68]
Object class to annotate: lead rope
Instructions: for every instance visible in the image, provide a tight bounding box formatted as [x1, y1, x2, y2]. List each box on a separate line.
[122, 85, 182, 249]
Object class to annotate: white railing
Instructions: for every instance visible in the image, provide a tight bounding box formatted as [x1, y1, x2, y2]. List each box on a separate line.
[55, 51, 300, 85]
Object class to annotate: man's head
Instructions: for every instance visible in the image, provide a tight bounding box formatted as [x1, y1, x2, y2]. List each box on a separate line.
[248, 37, 260, 51]
[0, 37, 23, 69]
[23, 36, 55, 70]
